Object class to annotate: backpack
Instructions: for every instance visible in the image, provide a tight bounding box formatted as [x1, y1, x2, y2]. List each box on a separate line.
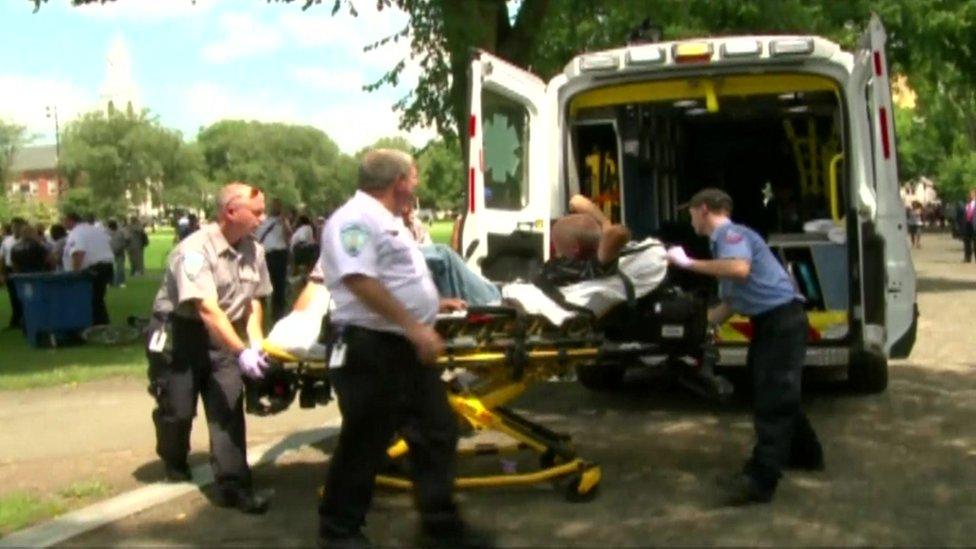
[140, 230, 149, 248]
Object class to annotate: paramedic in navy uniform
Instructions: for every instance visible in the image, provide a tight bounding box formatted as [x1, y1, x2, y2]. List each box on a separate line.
[317, 149, 484, 548]
[666, 188, 824, 505]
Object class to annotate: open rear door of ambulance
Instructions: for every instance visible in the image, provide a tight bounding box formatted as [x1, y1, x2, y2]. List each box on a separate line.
[463, 50, 551, 282]
[854, 14, 918, 359]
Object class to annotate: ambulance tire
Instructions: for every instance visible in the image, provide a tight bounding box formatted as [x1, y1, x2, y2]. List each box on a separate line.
[847, 351, 888, 394]
[576, 362, 625, 392]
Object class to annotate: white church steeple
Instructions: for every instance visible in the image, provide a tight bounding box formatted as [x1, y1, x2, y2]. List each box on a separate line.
[100, 35, 140, 113]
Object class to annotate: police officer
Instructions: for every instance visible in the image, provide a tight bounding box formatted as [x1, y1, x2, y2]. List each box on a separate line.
[147, 182, 273, 514]
[317, 149, 483, 547]
[666, 188, 823, 505]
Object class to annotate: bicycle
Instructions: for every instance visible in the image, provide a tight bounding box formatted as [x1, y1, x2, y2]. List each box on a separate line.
[82, 315, 150, 346]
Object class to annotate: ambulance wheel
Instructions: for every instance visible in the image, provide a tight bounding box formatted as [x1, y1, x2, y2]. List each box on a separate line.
[848, 351, 888, 394]
[576, 362, 625, 392]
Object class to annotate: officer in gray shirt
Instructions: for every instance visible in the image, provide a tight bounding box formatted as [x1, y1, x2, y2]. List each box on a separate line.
[146, 182, 273, 514]
[667, 188, 823, 506]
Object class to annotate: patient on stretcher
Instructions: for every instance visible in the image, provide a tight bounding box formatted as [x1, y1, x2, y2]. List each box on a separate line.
[267, 235, 668, 361]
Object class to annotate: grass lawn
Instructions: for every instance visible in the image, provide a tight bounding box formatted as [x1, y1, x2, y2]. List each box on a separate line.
[429, 220, 453, 245]
[0, 480, 110, 536]
[0, 229, 175, 390]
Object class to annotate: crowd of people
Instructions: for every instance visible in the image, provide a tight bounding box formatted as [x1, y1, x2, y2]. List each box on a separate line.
[0, 214, 150, 330]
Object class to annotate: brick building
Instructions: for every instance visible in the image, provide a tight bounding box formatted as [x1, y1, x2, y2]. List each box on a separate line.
[6, 145, 60, 204]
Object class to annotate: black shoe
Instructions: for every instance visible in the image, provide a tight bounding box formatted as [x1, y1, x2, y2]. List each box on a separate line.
[788, 445, 825, 472]
[418, 520, 495, 548]
[213, 488, 271, 515]
[163, 461, 192, 482]
[317, 531, 372, 549]
[717, 473, 774, 506]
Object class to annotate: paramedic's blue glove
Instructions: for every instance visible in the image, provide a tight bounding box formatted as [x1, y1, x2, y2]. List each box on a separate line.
[666, 246, 694, 268]
[238, 347, 269, 379]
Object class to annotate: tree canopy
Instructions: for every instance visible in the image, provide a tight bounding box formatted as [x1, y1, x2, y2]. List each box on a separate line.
[59, 105, 202, 218]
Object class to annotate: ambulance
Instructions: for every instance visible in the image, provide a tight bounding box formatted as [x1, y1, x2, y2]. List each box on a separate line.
[458, 15, 917, 393]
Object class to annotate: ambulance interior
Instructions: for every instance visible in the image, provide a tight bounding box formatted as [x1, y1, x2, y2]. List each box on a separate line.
[567, 74, 851, 342]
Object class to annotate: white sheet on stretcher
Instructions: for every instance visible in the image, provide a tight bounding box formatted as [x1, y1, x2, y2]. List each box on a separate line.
[266, 238, 668, 359]
[502, 237, 668, 326]
[265, 284, 332, 360]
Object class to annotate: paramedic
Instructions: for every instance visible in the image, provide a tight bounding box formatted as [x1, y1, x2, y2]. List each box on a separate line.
[147, 182, 273, 514]
[665, 188, 823, 505]
[317, 149, 486, 547]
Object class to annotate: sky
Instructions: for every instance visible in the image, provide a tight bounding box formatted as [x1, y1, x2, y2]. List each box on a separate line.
[0, 0, 436, 154]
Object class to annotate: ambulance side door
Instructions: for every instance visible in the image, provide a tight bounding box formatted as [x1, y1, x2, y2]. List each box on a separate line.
[852, 14, 918, 358]
[464, 50, 551, 282]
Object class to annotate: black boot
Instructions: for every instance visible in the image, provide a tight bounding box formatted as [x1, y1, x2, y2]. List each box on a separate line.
[213, 487, 271, 515]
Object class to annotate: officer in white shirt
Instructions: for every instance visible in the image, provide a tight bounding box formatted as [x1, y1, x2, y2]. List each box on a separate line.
[316, 149, 482, 548]
[255, 199, 291, 322]
[62, 212, 116, 325]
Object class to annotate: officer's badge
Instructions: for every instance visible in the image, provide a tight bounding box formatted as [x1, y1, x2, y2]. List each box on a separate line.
[340, 223, 369, 257]
[183, 252, 205, 280]
[724, 230, 743, 244]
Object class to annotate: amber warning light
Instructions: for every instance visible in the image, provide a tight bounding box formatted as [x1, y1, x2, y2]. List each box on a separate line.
[673, 42, 713, 64]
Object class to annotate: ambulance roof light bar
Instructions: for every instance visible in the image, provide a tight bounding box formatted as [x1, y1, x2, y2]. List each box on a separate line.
[673, 42, 713, 64]
[770, 38, 814, 56]
[626, 46, 665, 66]
[579, 53, 620, 72]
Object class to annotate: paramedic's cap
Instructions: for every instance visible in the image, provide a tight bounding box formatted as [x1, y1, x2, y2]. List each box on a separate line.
[678, 188, 734, 213]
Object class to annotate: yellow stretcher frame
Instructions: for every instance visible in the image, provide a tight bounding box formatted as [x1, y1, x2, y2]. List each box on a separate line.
[261, 341, 603, 502]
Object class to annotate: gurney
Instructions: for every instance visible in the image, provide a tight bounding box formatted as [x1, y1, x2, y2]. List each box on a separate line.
[256, 239, 725, 501]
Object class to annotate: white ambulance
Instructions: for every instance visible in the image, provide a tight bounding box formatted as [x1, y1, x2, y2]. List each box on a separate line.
[459, 15, 917, 393]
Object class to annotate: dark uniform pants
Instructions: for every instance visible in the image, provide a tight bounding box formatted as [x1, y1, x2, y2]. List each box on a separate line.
[147, 315, 251, 490]
[89, 262, 114, 326]
[744, 300, 821, 490]
[964, 224, 975, 262]
[265, 249, 289, 322]
[6, 276, 22, 328]
[319, 325, 459, 538]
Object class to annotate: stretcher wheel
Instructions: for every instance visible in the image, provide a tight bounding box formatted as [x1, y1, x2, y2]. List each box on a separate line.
[564, 466, 601, 503]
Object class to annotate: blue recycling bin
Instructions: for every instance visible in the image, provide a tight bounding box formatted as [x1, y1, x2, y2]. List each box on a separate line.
[11, 271, 93, 347]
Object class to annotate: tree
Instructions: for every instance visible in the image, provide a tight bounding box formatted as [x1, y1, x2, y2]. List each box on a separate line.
[196, 120, 352, 212]
[0, 118, 29, 187]
[60, 106, 202, 219]
[416, 138, 463, 211]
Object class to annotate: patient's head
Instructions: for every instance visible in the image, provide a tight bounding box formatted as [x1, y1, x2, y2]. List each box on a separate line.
[552, 214, 601, 259]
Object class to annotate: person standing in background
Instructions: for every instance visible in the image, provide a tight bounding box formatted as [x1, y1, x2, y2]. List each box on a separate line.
[127, 217, 148, 276]
[108, 220, 129, 287]
[958, 189, 976, 262]
[255, 198, 291, 322]
[1, 218, 26, 330]
[63, 212, 115, 326]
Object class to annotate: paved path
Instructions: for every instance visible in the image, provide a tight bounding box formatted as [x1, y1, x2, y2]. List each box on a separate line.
[5, 231, 976, 546]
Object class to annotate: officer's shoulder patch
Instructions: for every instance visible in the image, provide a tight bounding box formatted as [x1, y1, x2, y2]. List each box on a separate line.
[339, 222, 370, 257]
[183, 251, 205, 280]
[724, 229, 744, 244]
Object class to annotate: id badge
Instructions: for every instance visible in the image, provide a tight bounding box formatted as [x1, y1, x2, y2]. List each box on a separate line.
[328, 342, 347, 369]
[148, 328, 168, 353]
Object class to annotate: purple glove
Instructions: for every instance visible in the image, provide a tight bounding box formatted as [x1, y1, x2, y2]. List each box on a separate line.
[666, 246, 694, 268]
[238, 348, 268, 379]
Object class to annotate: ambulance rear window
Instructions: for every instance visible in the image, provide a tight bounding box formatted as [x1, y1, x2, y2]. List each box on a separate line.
[482, 89, 530, 210]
